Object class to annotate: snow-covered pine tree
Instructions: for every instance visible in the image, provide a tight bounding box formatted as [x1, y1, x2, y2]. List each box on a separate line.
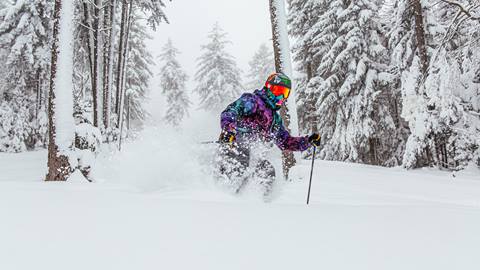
[72, 0, 93, 112]
[403, 0, 480, 170]
[136, 0, 169, 30]
[0, 0, 53, 151]
[246, 43, 274, 90]
[439, 0, 480, 169]
[115, 0, 169, 125]
[194, 23, 242, 112]
[384, 0, 467, 169]
[70, 0, 108, 161]
[102, 0, 118, 130]
[314, 0, 399, 165]
[384, 0, 441, 96]
[0, 0, 53, 97]
[115, 0, 169, 149]
[124, 10, 154, 128]
[288, 0, 340, 134]
[158, 39, 190, 127]
[382, 0, 480, 170]
[71, 0, 113, 142]
[79, 0, 104, 128]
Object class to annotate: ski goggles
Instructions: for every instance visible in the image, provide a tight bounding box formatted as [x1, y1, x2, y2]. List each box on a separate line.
[269, 84, 290, 99]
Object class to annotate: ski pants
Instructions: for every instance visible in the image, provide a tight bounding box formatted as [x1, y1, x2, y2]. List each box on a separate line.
[217, 142, 276, 193]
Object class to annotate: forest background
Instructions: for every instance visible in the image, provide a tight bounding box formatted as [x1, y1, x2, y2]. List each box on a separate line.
[1, 0, 480, 180]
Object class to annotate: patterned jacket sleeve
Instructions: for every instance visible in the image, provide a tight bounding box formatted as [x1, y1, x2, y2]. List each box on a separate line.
[274, 117, 311, 152]
[220, 93, 258, 132]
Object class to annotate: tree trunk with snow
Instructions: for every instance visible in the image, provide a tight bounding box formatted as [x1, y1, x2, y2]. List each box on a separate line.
[118, 2, 134, 150]
[92, 0, 104, 128]
[102, 0, 110, 128]
[115, 0, 130, 122]
[46, 0, 75, 181]
[82, 1, 95, 106]
[126, 93, 131, 132]
[103, 0, 117, 129]
[83, 0, 104, 128]
[412, 0, 429, 76]
[412, 0, 438, 166]
[269, 0, 297, 179]
[35, 70, 42, 119]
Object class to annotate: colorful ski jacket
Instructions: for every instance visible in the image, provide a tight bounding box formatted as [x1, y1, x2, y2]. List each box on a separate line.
[220, 88, 310, 151]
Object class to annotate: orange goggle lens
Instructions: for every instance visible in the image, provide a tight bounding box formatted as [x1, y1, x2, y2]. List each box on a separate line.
[270, 85, 290, 99]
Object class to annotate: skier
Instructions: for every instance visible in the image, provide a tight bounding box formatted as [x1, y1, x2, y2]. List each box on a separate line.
[216, 73, 321, 196]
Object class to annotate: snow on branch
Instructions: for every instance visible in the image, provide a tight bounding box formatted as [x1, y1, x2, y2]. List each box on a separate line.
[440, 0, 480, 20]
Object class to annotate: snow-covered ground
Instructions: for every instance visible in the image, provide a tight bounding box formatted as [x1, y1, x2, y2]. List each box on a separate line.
[1, 119, 480, 270]
[1, 101, 480, 270]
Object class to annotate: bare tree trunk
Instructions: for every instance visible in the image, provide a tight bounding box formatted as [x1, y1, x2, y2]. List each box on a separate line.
[436, 133, 449, 169]
[103, 0, 117, 129]
[35, 70, 43, 147]
[411, 0, 439, 168]
[46, 0, 74, 181]
[89, 3, 99, 127]
[92, 0, 104, 128]
[305, 62, 318, 133]
[118, 3, 133, 150]
[82, 2, 95, 91]
[269, 0, 296, 180]
[102, 0, 110, 128]
[126, 93, 130, 132]
[412, 0, 429, 75]
[35, 69, 41, 119]
[115, 0, 129, 119]
[433, 134, 441, 168]
[82, 0, 103, 128]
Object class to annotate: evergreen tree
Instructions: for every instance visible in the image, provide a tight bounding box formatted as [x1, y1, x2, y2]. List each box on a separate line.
[400, 1, 480, 170]
[194, 23, 242, 111]
[313, 0, 398, 165]
[102, 0, 118, 130]
[246, 43, 274, 90]
[72, 0, 94, 117]
[0, 0, 53, 151]
[124, 11, 154, 127]
[137, 0, 169, 30]
[287, 0, 337, 133]
[386, 0, 456, 169]
[80, 0, 105, 128]
[115, 0, 169, 149]
[158, 39, 190, 127]
[0, 0, 52, 97]
[288, 0, 332, 75]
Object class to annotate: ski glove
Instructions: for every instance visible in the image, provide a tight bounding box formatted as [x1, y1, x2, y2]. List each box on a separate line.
[219, 130, 236, 144]
[308, 133, 321, 147]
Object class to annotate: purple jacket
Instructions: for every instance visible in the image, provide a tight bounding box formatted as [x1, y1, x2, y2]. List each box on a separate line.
[220, 88, 310, 151]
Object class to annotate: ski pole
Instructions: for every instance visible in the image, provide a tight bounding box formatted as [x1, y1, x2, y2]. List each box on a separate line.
[199, 140, 220, 145]
[306, 146, 316, 205]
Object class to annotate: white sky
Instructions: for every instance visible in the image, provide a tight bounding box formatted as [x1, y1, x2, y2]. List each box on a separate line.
[147, 0, 273, 89]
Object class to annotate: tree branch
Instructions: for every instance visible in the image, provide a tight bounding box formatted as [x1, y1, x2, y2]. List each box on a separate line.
[440, 0, 480, 20]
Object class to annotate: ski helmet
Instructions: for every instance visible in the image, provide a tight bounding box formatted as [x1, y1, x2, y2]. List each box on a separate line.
[265, 73, 291, 100]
